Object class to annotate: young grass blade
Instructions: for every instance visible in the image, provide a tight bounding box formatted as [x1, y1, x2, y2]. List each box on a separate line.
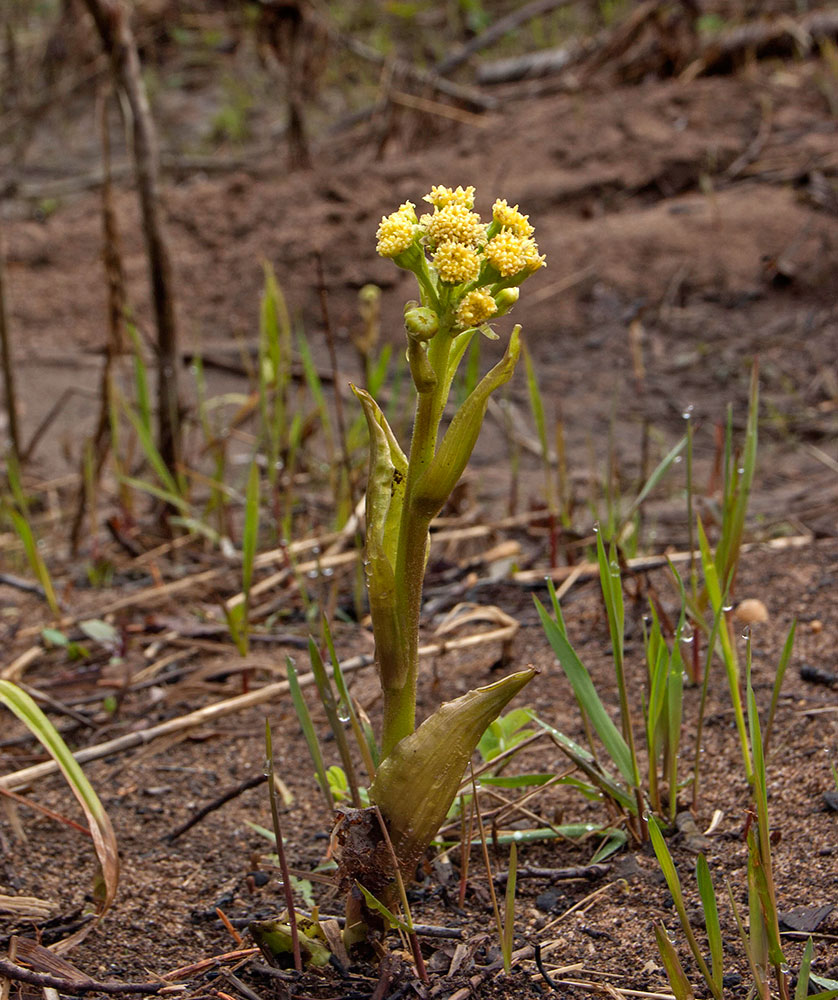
[534, 593, 635, 788]
[126, 323, 152, 434]
[715, 362, 759, 590]
[647, 815, 719, 999]
[322, 616, 378, 776]
[621, 433, 687, 529]
[0, 681, 118, 950]
[522, 341, 557, 518]
[763, 619, 796, 756]
[696, 854, 723, 994]
[285, 657, 333, 813]
[265, 719, 301, 973]
[595, 533, 643, 811]
[698, 516, 752, 782]
[747, 654, 785, 968]
[796, 937, 815, 1000]
[118, 386, 187, 508]
[307, 638, 362, 808]
[241, 461, 260, 600]
[534, 715, 637, 813]
[356, 883, 409, 933]
[502, 841, 518, 973]
[654, 925, 695, 1000]
[8, 510, 60, 617]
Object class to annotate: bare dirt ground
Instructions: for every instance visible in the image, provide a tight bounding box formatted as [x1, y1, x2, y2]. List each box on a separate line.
[2, 7, 838, 999]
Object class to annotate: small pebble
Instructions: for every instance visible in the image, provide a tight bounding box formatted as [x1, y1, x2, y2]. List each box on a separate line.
[811, 619, 823, 633]
[734, 598, 769, 624]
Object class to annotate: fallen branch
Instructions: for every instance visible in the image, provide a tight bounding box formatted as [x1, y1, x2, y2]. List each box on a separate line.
[687, 9, 838, 79]
[164, 772, 265, 843]
[435, 0, 577, 76]
[0, 655, 371, 792]
[0, 958, 169, 996]
[494, 863, 610, 885]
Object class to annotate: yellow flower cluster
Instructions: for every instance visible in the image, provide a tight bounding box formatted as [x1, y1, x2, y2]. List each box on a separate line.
[484, 230, 545, 278]
[423, 204, 487, 251]
[492, 199, 534, 238]
[376, 201, 417, 258]
[376, 184, 545, 327]
[424, 185, 475, 209]
[456, 289, 497, 328]
[433, 241, 480, 285]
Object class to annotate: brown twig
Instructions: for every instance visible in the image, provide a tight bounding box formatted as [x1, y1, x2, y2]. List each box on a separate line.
[494, 863, 611, 885]
[165, 773, 265, 843]
[436, 0, 577, 75]
[80, 0, 181, 481]
[0, 656, 374, 792]
[0, 214, 20, 461]
[0, 958, 169, 995]
[372, 805, 429, 986]
[266, 720, 301, 973]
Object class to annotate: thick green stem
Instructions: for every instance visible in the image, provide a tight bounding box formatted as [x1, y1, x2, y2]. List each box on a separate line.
[380, 330, 453, 757]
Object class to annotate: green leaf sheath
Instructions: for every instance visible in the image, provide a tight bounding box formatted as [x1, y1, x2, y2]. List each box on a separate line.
[370, 669, 535, 880]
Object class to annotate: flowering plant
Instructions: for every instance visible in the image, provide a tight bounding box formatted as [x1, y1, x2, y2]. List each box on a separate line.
[339, 185, 544, 942]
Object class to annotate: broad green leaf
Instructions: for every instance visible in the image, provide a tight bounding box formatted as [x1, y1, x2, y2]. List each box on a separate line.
[371, 670, 534, 878]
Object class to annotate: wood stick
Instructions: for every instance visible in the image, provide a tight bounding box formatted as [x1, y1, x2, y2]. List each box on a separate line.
[436, 0, 577, 76]
[0, 655, 371, 792]
[0, 958, 167, 995]
[81, 0, 181, 476]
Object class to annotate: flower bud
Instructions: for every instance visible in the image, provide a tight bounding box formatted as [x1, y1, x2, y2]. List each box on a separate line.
[493, 286, 520, 317]
[404, 306, 439, 342]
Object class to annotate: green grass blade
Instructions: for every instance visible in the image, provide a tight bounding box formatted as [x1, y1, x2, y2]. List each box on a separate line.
[8, 510, 59, 616]
[119, 390, 184, 503]
[307, 638, 362, 808]
[126, 322, 152, 434]
[502, 841, 517, 973]
[0, 681, 119, 941]
[285, 657, 333, 813]
[522, 341, 556, 513]
[322, 616, 378, 775]
[654, 925, 695, 1000]
[623, 433, 687, 525]
[120, 475, 190, 515]
[533, 715, 636, 812]
[648, 816, 718, 998]
[764, 619, 796, 755]
[696, 854, 724, 993]
[796, 937, 815, 1000]
[698, 516, 751, 781]
[356, 883, 409, 933]
[242, 461, 260, 598]
[747, 660, 785, 968]
[534, 596, 635, 787]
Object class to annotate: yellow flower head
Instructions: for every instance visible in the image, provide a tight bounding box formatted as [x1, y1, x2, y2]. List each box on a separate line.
[484, 230, 529, 277]
[492, 199, 534, 238]
[456, 289, 498, 328]
[423, 185, 475, 209]
[521, 237, 546, 273]
[376, 202, 417, 258]
[423, 204, 487, 250]
[433, 241, 480, 285]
